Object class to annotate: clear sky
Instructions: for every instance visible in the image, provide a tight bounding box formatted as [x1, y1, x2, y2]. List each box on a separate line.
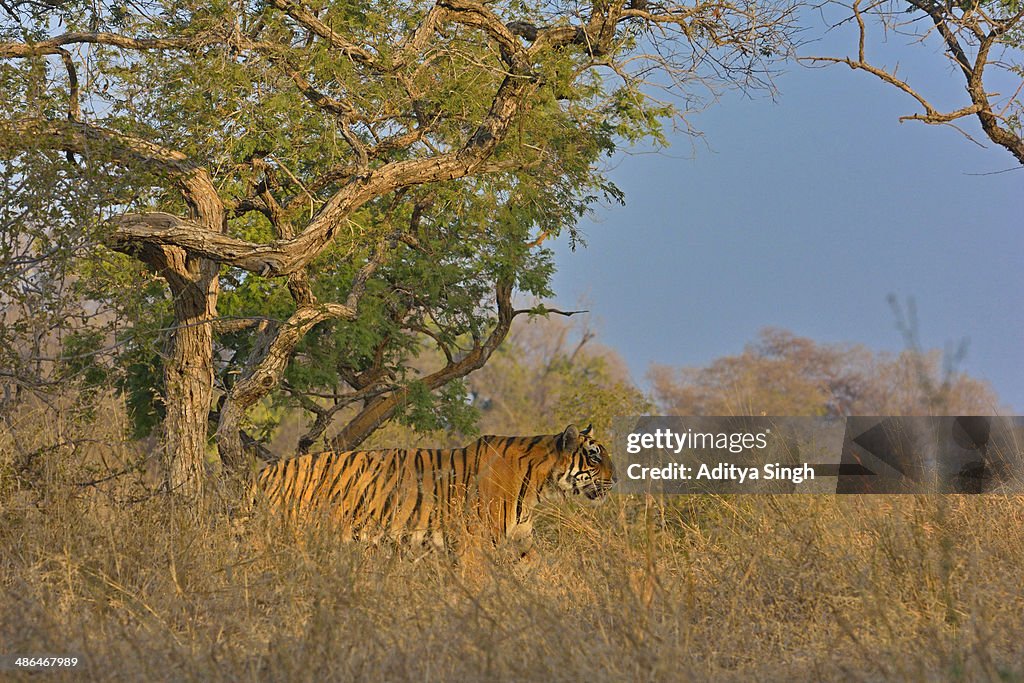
[549, 15, 1023, 411]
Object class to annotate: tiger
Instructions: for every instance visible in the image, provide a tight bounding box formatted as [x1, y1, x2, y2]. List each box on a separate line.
[255, 423, 615, 556]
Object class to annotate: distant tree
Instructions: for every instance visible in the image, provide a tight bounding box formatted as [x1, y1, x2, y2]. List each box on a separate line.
[649, 327, 1002, 416]
[466, 314, 651, 436]
[0, 0, 796, 498]
[803, 0, 1024, 164]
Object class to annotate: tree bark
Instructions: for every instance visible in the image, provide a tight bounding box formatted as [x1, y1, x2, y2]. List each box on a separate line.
[162, 257, 219, 497]
[133, 166, 225, 500]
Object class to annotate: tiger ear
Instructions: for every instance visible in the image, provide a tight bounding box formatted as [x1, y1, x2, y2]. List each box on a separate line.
[559, 424, 581, 452]
[581, 423, 593, 436]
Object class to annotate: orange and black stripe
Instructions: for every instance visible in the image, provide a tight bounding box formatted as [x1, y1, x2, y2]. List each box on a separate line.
[255, 424, 616, 554]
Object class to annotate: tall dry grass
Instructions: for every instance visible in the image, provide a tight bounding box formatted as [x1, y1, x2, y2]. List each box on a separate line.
[3, 404, 1024, 681]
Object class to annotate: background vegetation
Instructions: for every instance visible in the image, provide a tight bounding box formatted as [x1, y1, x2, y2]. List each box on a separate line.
[3, 315, 1021, 681]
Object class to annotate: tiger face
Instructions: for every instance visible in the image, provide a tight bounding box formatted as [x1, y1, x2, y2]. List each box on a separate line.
[552, 424, 617, 500]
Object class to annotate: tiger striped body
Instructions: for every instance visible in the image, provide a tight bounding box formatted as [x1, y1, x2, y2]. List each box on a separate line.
[256, 424, 615, 555]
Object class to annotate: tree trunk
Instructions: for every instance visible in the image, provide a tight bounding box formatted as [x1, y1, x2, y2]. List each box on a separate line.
[159, 252, 219, 499]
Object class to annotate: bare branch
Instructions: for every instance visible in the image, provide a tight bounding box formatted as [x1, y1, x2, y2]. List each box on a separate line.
[803, 0, 1024, 164]
[0, 31, 211, 57]
[265, 0, 376, 64]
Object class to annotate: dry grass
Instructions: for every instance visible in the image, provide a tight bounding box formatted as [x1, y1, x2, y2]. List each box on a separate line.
[3, 408, 1024, 681]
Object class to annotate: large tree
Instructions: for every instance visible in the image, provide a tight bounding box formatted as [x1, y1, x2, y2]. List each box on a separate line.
[0, 0, 794, 498]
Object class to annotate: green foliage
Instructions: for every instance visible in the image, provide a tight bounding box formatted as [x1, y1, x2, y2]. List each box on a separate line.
[122, 344, 166, 440]
[393, 380, 480, 435]
[58, 330, 110, 390]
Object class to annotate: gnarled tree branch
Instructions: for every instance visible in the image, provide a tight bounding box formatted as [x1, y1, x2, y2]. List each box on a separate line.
[801, 0, 1024, 164]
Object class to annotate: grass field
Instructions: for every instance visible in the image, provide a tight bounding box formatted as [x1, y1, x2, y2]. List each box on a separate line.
[3, 407, 1024, 681]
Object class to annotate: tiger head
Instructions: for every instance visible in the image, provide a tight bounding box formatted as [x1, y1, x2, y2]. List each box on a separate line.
[552, 423, 616, 500]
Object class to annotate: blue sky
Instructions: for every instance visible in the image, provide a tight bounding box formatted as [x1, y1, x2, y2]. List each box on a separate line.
[549, 14, 1023, 411]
